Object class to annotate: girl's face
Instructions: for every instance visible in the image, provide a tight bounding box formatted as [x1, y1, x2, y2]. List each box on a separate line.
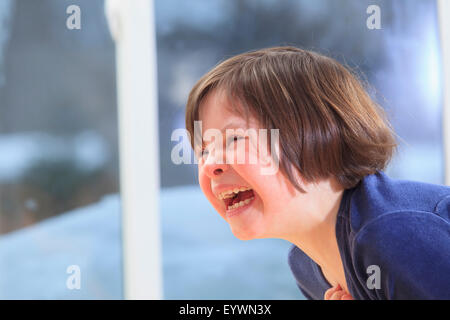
[196, 89, 306, 240]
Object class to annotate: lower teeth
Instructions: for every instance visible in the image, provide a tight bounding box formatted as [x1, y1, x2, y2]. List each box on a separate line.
[227, 196, 255, 210]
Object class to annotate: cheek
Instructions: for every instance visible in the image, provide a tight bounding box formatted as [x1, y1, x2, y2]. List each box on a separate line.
[229, 137, 258, 170]
[231, 139, 280, 193]
[234, 163, 292, 210]
[198, 164, 212, 199]
[198, 164, 227, 217]
[232, 163, 270, 205]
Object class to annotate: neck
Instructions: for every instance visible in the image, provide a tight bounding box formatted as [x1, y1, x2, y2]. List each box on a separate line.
[281, 180, 348, 293]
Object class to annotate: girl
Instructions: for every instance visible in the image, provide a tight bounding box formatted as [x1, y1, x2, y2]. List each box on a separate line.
[185, 46, 450, 300]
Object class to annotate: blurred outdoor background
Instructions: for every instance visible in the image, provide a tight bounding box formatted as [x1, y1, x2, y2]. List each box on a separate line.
[0, 0, 445, 299]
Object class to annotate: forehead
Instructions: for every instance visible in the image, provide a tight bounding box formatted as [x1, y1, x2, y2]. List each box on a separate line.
[198, 89, 257, 130]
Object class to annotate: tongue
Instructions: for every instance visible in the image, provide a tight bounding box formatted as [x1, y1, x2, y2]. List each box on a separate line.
[231, 189, 254, 205]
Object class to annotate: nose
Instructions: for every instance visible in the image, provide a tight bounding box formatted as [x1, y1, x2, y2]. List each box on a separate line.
[202, 151, 229, 178]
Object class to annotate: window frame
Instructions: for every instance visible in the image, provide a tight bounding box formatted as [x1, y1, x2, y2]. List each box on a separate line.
[438, 0, 450, 185]
[105, 0, 163, 300]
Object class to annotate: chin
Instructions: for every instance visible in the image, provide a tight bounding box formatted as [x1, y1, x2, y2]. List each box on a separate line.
[232, 232, 254, 241]
[229, 225, 264, 241]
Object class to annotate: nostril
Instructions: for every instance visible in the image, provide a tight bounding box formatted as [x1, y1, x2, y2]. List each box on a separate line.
[213, 168, 223, 175]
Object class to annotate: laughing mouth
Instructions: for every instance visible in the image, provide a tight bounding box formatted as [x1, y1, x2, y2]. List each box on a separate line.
[223, 189, 255, 210]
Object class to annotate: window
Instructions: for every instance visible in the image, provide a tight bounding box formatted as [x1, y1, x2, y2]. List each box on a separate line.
[0, 0, 122, 299]
[0, 0, 447, 300]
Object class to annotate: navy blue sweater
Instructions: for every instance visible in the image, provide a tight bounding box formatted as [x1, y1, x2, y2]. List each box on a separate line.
[288, 170, 450, 300]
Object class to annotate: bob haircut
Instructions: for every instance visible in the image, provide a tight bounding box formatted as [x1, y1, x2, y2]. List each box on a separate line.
[185, 46, 398, 192]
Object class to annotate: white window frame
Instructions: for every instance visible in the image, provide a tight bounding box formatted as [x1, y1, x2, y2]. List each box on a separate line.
[105, 0, 163, 299]
[438, 0, 450, 185]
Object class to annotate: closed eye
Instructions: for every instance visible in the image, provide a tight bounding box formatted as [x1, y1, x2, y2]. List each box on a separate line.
[198, 136, 245, 158]
[198, 148, 209, 158]
[227, 135, 244, 147]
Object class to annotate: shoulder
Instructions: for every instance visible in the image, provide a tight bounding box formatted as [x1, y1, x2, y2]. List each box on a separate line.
[354, 209, 450, 258]
[351, 210, 450, 299]
[347, 170, 450, 234]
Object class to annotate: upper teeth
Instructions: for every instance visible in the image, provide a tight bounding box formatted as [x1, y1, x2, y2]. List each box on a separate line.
[218, 187, 252, 200]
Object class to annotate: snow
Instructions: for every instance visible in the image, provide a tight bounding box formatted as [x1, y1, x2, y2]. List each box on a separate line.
[0, 185, 304, 300]
[0, 131, 109, 182]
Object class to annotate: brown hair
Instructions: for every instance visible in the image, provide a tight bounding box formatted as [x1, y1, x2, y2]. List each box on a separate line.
[185, 46, 397, 192]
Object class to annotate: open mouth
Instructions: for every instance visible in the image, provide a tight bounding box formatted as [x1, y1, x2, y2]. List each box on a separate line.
[223, 189, 255, 211]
